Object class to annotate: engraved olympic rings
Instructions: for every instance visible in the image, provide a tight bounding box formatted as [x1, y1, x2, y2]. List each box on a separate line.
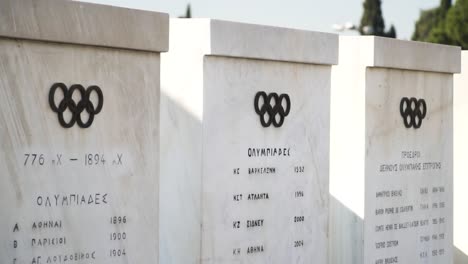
[399, 97, 426, 129]
[254, 91, 291, 128]
[49, 83, 104, 128]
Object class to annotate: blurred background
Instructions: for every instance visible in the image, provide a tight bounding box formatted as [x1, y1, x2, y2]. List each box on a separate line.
[79, 0, 467, 49]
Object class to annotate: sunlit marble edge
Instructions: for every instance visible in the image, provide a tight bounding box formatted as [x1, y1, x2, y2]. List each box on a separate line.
[330, 36, 367, 264]
[160, 19, 205, 264]
[0, 0, 169, 52]
[454, 51, 468, 264]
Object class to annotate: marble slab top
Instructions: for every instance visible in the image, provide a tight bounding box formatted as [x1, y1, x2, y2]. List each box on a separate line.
[339, 36, 461, 74]
[0, 0, 169, 52]
[170, 18, 338, 65]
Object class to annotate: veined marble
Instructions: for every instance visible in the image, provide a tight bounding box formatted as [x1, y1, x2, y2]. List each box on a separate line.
[330, 36, 460, 264]
[0, 1, 168, 263]
[160, 19, 337, 264]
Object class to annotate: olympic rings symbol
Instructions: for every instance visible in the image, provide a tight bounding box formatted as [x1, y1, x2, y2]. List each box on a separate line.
[254, 91, 291, 128]
[49, 83, 104, 128]
[399, 97, 426, 129]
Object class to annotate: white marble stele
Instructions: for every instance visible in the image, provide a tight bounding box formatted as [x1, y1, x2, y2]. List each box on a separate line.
[0, 1, 168, 263]
[160, 19, 338, 264]
[330, 36, 461, 264]
[454, 51, 468, 264]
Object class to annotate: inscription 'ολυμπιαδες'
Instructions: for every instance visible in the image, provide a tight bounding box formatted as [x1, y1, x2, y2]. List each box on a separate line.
[36, 193, 108, 207]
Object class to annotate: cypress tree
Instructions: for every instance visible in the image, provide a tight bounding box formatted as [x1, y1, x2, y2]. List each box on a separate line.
[359, 0, 396, 38]
[178, 4, 192, 18]
[386, 25, 396, 38]
[359, 0, 385, 36]
[185, 4, 192, 18]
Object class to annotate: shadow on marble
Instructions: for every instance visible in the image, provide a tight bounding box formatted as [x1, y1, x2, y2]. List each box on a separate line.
[455, 245, 468, 264]
[159, 90, 203, 264]
[329, 194, 364, 264]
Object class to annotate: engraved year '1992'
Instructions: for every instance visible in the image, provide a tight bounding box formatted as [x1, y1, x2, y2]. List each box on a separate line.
[294, 166, 304, 173]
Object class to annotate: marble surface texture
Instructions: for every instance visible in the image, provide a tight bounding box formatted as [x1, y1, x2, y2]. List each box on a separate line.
[364, 68, 453, 264]
[0, 2, 168, 263]
[0, 0, 169, 52]
[201, 57, 329, 264]
[161, 19, 337, 264]
[454, 51, 468, 264]
[0, 38, 162, 264]
[330, 36, 459, 264]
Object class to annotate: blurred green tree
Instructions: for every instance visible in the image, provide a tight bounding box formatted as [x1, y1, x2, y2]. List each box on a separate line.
[359, 0, 397, 38]
[412, 8, 440, 41]
[443, 0, 468, 49]
[387, 25, 397, 38]
[413, 0, 467, 49]
[412, 0, 451, 42]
